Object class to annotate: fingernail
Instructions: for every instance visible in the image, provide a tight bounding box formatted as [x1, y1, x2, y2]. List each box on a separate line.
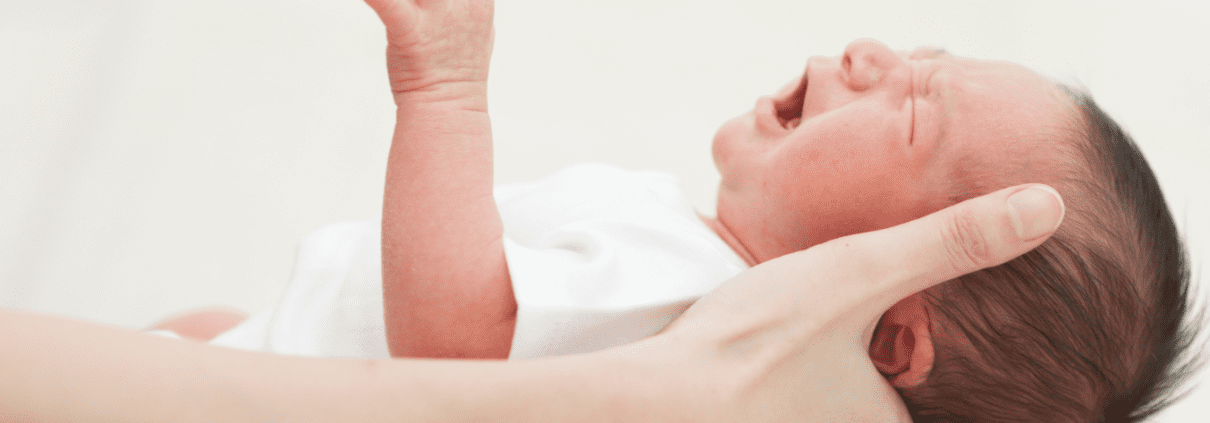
[1006, 186, 1065, 240]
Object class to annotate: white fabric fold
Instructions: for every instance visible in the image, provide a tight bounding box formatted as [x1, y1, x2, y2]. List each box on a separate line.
[210, 163, 748, 360]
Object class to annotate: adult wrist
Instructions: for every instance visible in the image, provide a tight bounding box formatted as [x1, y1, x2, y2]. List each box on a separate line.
[595, 328, 751, 422]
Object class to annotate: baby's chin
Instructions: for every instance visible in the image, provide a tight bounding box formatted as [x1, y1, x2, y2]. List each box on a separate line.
[707, 196, 765, 266]
[709, 117, 766, 190]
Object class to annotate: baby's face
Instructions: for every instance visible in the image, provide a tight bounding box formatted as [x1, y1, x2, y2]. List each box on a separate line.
[712, 39, 1072, 263]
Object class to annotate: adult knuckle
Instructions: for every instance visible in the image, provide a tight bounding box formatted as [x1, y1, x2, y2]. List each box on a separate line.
[941, 208, 993, 271]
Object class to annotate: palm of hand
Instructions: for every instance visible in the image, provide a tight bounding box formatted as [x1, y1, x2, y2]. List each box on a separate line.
[365, 0, 495, 94]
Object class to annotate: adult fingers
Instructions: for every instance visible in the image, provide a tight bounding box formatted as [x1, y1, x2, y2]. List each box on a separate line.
[813, 183, 1065, 321]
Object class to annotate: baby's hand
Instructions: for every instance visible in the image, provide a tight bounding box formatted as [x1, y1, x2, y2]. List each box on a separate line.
[365, 0, 494, 100]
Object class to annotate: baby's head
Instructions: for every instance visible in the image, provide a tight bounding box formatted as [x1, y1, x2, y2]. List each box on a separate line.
[711, 39, 1200, 421]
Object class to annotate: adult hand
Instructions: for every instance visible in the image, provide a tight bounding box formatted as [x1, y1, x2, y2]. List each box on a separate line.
[616, 183, 1065, 422]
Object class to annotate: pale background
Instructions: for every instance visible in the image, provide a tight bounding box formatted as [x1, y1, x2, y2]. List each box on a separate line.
[1, 0, 1207, 419]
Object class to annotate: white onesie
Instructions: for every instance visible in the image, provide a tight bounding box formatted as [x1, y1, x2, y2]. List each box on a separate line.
[209, 163, 749, 359]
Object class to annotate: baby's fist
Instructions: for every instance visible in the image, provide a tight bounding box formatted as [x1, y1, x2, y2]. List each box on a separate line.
[365, 0, 495, 97]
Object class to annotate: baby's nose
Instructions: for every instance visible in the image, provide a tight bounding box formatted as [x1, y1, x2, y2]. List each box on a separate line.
[842, 38, 901, 91]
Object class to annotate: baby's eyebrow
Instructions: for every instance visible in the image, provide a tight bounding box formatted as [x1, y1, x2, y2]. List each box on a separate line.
[911, 47, 949, 60]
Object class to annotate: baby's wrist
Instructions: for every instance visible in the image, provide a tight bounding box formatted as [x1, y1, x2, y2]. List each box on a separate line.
[385, 43, 489, 97]
[391, 79, 488, 111]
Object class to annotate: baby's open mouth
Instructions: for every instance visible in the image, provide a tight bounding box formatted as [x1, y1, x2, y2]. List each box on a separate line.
[773, 70, 807, 130]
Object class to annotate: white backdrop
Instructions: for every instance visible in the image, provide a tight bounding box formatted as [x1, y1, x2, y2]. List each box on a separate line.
[1, 0, 1207, 420]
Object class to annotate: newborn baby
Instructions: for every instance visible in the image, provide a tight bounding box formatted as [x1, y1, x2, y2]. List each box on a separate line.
[156, 1, 1197, 421]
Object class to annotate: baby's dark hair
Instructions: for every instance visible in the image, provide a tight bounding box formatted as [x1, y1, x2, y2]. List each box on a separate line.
[899, 87, 1205, 422]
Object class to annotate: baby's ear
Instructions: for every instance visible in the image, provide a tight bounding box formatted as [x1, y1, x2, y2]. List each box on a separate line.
[869, 293, 935, 388]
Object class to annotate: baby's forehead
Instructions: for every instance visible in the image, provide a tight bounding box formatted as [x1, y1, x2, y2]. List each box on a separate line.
[928, 55, 1079, 181]
[924, 53, 1070, 115]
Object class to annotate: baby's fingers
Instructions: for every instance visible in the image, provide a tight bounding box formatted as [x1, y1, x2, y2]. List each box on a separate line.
[826, 184, 1065, 319]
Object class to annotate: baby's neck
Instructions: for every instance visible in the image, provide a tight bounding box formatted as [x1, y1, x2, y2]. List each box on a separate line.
[698, 213, 759, 267]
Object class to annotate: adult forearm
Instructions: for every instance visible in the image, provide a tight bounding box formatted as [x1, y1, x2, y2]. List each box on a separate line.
[0, 310, 675, 422]
[0, 310, 263, 421]
[0, 311, 440, 422]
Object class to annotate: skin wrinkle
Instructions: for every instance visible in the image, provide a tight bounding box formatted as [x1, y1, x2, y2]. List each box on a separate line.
[908, 69, 916, 146]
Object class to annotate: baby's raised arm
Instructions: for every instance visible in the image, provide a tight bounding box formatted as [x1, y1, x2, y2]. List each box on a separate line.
[366, 0, 516, 359]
